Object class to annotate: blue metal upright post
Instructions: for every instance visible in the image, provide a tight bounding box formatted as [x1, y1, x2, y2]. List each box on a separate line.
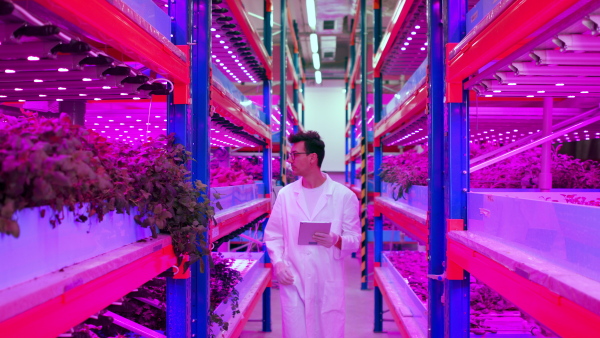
[372, 0, 384, 331]
[166, 0, 192, 336]
[359, 0, 369, 291]
[301, 80, 305, 127]
[292, 54, 299, 112]
[262, 0, 273, 332]
[350, 115, 356, 186]
[428, 0, 446, 335]
[350, 43, 357, 187]
[279, 0, 287, 185]
[445, 0, 470, 336]
[345, 77, 350, 185]
[191, 0, 211, 336]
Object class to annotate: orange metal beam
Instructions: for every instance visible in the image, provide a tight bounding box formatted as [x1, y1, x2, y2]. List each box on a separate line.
[31, 0, 189, 84]
[373, 0, 416, 76]
[374, 198, 428, 245]
[0, 243, 177, 338]
[225, 0, 273, 79]
[210, 84, 271, 144]
[374, 83, 427, 139]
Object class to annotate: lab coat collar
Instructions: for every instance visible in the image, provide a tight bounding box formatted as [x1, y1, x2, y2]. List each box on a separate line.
[292, 173, 334, 220]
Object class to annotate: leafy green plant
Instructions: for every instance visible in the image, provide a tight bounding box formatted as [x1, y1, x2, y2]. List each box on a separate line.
[209, 253, 243, 336]
[0, 113, 214, 271]
[380, 142, 600, 192]
[379, 145, 428, 200]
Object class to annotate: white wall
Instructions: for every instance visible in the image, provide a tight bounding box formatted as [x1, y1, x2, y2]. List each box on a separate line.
[304, 80, 346, 172]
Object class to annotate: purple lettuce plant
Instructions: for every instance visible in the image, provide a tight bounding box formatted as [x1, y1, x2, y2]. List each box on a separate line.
[386, 250, 555, 336]
[380, 142, 600, 191]
[0, 113, 215, 272]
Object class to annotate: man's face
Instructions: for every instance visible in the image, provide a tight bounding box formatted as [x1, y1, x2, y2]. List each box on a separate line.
[288, 141, 314, 176]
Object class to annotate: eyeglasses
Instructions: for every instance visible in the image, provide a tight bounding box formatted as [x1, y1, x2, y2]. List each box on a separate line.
[288, 152, 310, 160]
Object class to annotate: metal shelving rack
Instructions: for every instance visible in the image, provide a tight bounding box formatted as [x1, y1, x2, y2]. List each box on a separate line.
[372, 0, 600, 336]
[445, 0, 600, 336]
[0, 0, 277, 337]
[370, 0, 434, 334]
[273, 0, 305, 186]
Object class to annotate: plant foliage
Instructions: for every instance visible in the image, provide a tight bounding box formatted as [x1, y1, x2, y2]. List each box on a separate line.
[0, 113, 214, 271]
[379, 142, 600, 194]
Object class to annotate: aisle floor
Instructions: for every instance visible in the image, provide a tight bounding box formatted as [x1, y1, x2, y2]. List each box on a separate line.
[240, 255, 402, 337]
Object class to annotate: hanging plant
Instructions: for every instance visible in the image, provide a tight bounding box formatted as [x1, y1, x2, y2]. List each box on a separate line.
[0, 113, 215, 272]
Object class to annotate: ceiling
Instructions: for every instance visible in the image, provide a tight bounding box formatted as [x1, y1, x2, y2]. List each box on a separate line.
[240, 0, 401, 82]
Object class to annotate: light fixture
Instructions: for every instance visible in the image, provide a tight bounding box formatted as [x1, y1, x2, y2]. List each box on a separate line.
[82, 78, 92, 82]
[58, 68, 69, 72]
[27, 56, 40, 61]
[306, 0, 317, 30]
[310, 33, 319, 53]
[315, 70, 322, 84]
[34, 79, 43, 83]
[312, 52, 321, 70]
[15, 88, 23, 91]
[5, 69, 15, 73]
[102, 86, 111, 89]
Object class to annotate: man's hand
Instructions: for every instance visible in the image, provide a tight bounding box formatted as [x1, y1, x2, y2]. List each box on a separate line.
[274, 261, 294, 285]
[313, 232, 340, 248]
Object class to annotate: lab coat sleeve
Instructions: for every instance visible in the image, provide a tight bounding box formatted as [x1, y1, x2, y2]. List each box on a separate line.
[264, 193, 285, 264]
[334, 192, 361, 260]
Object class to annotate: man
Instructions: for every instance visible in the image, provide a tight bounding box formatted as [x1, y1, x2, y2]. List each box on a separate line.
[264, 131, 361, 338]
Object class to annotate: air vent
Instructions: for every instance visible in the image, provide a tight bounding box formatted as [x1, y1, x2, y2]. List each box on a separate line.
[320, 36, 337, 61]
[323, 20, 335, 30]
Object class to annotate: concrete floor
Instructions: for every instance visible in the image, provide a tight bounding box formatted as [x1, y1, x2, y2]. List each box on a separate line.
[239, 255, 401, 338]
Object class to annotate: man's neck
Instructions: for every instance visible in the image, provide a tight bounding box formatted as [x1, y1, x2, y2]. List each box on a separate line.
[301, 170, 326, 189]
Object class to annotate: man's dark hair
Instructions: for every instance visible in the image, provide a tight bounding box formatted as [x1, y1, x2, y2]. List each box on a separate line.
[288, 131, 325, 168]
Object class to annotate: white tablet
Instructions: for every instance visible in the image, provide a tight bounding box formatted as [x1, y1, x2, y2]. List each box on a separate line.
[298, 221, 332, 245]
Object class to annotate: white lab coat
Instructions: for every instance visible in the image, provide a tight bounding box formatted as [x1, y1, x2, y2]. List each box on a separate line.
[264, 174, 361, 338]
